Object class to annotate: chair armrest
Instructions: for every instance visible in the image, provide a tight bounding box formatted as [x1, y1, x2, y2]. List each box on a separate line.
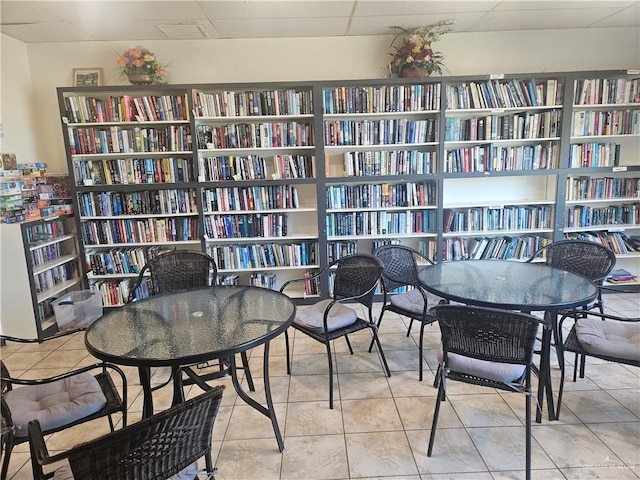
[28, 420, 72, 470]
[1, 362, 127, 389]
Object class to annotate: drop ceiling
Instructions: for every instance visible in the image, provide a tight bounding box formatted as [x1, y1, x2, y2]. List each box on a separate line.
[1, 0, 639, 43]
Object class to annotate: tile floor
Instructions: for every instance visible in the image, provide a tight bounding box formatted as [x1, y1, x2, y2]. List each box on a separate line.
[2, 292, 639, 479]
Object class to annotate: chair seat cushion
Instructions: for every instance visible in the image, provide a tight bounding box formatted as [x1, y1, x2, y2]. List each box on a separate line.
[5, 372, 106, 438]
[294, 299, 357, 332]
[390, 288, 425, 314]
[438, 345, 526, 384]
[575, 317, 640, 361]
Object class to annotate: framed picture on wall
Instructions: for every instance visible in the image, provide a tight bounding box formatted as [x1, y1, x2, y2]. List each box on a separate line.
[73, 67, 103, 87]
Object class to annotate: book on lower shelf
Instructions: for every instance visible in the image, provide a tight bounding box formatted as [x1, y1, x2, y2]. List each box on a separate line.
[607, 268, 638, 283]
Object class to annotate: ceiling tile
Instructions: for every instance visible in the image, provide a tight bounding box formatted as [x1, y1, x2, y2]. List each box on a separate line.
[349, 12, 487, 35]
[354, 0, 500, 16]
[216, 16, 349, 38]
[198, 0, 354, 20]
[0, 1, 63, 23]
[591, 3, 640, 27]
[494, 1, 637, 11]
[472, 8, 628, 31]
[38, 0, 208, 22]
[0, 22, 94, 42]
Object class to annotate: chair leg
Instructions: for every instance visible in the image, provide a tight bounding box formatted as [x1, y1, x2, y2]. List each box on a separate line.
[427, 379, 445, 457]
[284, 330, 292, 375]
[525, 388, 532, 480]
[368, 308, 386, 353]
[433, 364, 441, 388]
[419, 321, 426, 382]
[406, 318, 414, 337]
[344, 335, 354, 355]
[578, 353, 586, 379]
[240, 351, 255, 392]
[1, 440, 13, 480]
[370, 328, 391, 377]
[325, 341, 335, 409]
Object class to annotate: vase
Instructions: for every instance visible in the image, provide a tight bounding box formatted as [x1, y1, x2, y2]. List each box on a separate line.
[127, 73, 154, 85]
[400, 66, 429, 78]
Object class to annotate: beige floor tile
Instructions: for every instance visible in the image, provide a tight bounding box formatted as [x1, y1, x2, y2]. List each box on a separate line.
[606, 388, 640, 417]
[216, 438, 283, 480]
[285, 400, 344, 436]
[377, 332, 419, 350]
[281, 434, 349, 480]
[288, 374, 335, 403]
[338, 371, 393, 400]
[395, 395, 463, 431]
[345, 431, 419, 477]
[341, 397, 404, 433]
[560, 390, 639, 423]
[532, 424, 624, 469]
[224, 403, 287, 442]
[588, 422, 640, 466]
[407, 428, 487, 475]
[560, 466, 640, 479]
[384, 348, 421, 372]
[334, 351, 388, 375]
[448, 392, 523, 428]
[582, 363, 640, 390]
[387, 370, 438, 398]
[290, 353, 333, 375]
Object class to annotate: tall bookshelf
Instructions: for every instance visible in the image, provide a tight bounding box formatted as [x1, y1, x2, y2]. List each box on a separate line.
[0, 215, 83, 339]
[56, 69, 640, 304]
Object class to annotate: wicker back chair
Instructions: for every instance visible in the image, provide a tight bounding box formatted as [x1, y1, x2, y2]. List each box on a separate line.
[28, 386, 225, 480]
[1, 331, 127, 480]
[128, 250, 254, 394]
[428, 305, 545, 480]
[280, 253, 390, 409]
[526, 239, 616, 313]
[127, 250, 217, 303]
[374, 244, 439, 381]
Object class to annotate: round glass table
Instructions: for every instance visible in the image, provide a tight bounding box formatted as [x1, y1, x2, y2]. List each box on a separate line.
[418, 259, 598, 422]
[85, 285, 296, 451]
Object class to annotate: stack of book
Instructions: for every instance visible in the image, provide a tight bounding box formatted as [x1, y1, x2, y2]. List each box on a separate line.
[607, 268, 638, 284]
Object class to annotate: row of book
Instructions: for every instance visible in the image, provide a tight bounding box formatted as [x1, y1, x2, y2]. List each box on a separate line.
[566, 231, 640, 256]
[87, 246, 162, 275]
[342, 150, 437, 176]
[322, 84, 442, 114]
[566, 176, 640, 201]
[193, 89, 314, 118]
[445, 79, 562, 110]
[443, 205, 553, 233]
[323, 119, 437, 147]
[204, 213, 289, 239]
[325, 181, 436, 209]
[78, 189, 198, 217]
[197, 122, 315, 149]
[206, 241, 317, 270]
[571, 110, 640, 137]
[30, 242, 65, 268]
[64, 94, 189, 124]
[444, 143, 559, 173]
[34, 262, 78, 294]
[442, 235, 551, 261]
[326, 210, 437, 237]
[606, 268, 638, 284]
[25, 218, 69, 245]
[199, 154, 315, 182]
[81, 217, 199, 245]
[567, 142, 621, 168]
[203, 185, 300, 212]
[573, 78, 640, 106]
[444, 110, 562, 142]
[68, 126, 192, 155]
[73, 157, 195, 186]
[92, 278, 138, 307]
[565, 203, 640, 228]
[249, 272, 278, 290]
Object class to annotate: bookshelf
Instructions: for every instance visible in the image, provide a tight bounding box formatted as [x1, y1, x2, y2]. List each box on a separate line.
[56, 70, 640, 303]
[564, 74, 640, 290]
[0, 215, 83, 339]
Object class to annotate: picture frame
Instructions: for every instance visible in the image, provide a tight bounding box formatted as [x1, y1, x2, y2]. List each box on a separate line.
[73, 67, 103, 87]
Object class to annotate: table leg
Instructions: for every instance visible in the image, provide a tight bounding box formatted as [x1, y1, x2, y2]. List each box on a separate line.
[138, 366, 154, 419]
[171, 366, 185, 407]
[230, 343, 284, 452]
[537, 312, 557, 422]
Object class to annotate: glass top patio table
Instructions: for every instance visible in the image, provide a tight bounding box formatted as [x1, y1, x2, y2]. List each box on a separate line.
[85, 285, 296, 451]
[418, 259, 598, 422]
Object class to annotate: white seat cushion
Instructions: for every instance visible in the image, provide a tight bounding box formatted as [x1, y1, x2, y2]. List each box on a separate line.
[390, 288, 425, 314]
[294, 299, 357, 332]
[5, 372, 107, 438]
[437, 345, 526, 384]
[575, 317, 640, 362]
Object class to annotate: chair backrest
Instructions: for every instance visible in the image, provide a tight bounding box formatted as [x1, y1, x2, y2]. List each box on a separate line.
[431, 304, 542, 366]
[29, 386, 224, 480]
[528, 239, 616, 284]
[128, 250, 217, 302]
[374, 244, 433, 293]
[332, 254, 383, 308]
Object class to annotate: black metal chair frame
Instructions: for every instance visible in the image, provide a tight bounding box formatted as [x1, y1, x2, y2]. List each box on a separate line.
[127, 250, 254, 393]
[428, 304, 545, 480]
[556, 308, 640, 416]
[526, 239, 616, 417]
[28, 385, 224, 480]
[1, 331, 127, 480]
[373, 244, 439, 381]
[280, 253, 391, 409]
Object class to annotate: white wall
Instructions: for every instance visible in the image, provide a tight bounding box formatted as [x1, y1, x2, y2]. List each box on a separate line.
[0, 34, 40, 164]
[9, 27, 640, 172]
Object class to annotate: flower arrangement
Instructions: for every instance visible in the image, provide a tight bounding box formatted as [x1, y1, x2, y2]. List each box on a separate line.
[117, 46, 165, 84]
[387, 20, 454, 78]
